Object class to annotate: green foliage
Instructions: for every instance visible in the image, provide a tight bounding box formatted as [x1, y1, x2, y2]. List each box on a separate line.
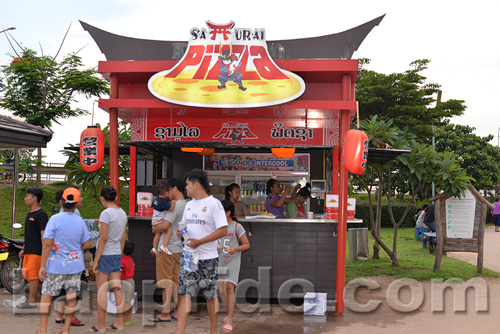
[346, 228, 500, 281]
[61, 121, 131, 199]
[356, 59, 466, 139]
[0, 49, 109, 129]
[435, 124, 500, 191]
[0, 183, 129, 238]
[350, 202, 419, 229]
[354, 116, 473, 266]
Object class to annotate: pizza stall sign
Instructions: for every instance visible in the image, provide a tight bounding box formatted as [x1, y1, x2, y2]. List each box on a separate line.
[80, 126, 105, 172]
[148, 21, 305, 108]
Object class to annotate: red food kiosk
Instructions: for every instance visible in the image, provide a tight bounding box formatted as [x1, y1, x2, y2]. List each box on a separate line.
[82, 15, 384, 314]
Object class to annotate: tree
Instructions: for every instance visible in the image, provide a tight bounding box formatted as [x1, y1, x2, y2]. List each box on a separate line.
[356, 116, 473, 266]
[356, 59, 466, 139]
[0, 34, 109, 186]
[61, 121, 131, 199]
[435, 124, 500, 192]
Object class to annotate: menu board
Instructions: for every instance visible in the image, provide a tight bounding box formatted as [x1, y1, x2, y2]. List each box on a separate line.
[445, 189, 476, 238]
[204, 153, 309, 172]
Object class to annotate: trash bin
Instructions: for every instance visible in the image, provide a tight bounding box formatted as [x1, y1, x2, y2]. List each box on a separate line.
[348, 227, 370, 261]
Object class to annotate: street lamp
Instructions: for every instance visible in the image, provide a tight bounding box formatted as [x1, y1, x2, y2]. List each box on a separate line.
[0, 27, 16, 34]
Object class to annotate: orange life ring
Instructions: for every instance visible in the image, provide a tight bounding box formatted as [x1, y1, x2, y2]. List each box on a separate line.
[342, 129, 368, 175]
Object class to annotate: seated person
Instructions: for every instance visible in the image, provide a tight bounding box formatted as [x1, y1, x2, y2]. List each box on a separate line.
[415, 204, 428, 229]
[423, 204, 436, 232]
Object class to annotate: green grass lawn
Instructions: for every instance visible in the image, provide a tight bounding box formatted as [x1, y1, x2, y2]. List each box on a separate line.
[0, 182, 129, 238]
[1, 183, 496, 283]
[346, 227, 500, 281]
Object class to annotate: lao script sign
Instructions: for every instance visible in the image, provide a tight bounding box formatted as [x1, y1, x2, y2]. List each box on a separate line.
[445, 189, 476, 238]
[148, 20, 305, 108]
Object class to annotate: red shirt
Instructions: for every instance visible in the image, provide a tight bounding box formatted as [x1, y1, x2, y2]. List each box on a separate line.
[120, 255, 135, 280]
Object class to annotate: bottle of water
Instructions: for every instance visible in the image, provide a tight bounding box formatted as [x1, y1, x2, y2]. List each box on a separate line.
[179, 224, 191, 245]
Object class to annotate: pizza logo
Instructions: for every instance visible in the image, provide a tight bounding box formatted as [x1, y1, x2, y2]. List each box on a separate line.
[148, 20, 305, 108]
[212, 121, 258, 144]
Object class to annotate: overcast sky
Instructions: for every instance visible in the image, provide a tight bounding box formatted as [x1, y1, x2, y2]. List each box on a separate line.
[1, 0, 499, 163]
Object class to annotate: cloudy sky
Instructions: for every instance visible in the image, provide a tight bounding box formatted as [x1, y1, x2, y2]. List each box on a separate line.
[1, 0, 499, 163]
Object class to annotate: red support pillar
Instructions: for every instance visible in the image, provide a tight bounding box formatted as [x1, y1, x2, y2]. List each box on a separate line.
[129, 145, 137, 216]
[331, 147, 339, 194]
[335, 74, 352, 315]
[109, 75, 120, 202]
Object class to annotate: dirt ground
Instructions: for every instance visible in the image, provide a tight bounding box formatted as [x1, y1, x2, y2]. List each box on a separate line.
[1, 226, 499, 334]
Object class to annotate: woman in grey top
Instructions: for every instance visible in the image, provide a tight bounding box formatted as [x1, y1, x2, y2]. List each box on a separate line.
[88, 186, 127, 333]
[218, 200, 250, 333]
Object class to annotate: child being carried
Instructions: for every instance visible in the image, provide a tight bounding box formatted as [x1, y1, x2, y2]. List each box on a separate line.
[151, 183, 176, 256]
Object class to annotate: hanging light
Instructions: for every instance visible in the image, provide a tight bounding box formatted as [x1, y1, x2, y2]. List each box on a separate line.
[271, 147, 295, 158]
[181, 147, 204, 153]
[198, 148, 215, 156]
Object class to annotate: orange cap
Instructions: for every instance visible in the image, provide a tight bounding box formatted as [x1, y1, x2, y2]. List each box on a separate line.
[62, 187, 80, 204]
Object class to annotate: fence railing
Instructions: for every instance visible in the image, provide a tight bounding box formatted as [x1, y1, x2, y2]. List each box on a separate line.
[0, 162, 70, 183]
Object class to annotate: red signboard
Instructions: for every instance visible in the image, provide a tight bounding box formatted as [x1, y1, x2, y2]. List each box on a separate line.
[147, 21, 305, 109]
[131, 108, 340, 146]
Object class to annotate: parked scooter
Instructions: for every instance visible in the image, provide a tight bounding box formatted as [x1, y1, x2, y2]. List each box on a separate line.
[0, 223, 26, 294]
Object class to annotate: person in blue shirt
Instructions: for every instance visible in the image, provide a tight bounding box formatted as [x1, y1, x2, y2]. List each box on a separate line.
[35, 187, 91, 334]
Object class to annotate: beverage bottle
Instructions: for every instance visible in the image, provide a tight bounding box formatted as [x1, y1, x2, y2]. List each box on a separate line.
[179, 224, 192, 245]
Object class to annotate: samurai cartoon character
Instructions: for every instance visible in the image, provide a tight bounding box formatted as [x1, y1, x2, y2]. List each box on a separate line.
[218, 44, 247, 91]
[231, 128, 243, 143]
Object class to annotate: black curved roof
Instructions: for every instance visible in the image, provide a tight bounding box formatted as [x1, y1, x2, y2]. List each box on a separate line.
[80, 15, 385, 61]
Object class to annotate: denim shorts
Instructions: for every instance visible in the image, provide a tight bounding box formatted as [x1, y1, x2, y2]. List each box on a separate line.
[98, 255, 122, 274]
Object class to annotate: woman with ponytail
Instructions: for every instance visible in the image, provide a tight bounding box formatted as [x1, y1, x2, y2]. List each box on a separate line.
[224, 183, 250, 217]
[218, 200, 250, 332]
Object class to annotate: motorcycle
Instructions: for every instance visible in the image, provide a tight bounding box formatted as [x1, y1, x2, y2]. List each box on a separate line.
[0, 223, 26, 294]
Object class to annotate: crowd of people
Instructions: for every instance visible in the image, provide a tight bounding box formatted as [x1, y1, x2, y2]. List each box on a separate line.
[17, 169, 282, 334]
[17, 169, 315, 333]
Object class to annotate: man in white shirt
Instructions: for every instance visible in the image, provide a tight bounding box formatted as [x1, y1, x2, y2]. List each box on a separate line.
[175, 169, 228, 334]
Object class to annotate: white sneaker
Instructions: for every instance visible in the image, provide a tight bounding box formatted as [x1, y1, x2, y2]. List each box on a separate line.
[159, 245, 172, 255]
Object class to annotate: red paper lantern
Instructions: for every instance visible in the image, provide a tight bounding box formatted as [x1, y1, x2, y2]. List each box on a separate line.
[342, 129, 368, 175]
[80, 126, 105, 172]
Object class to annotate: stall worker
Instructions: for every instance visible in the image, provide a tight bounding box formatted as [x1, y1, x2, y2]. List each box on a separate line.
[265, 179, 300, 218]
[224, 183, 250, 218]
[287, 184, 311, 219]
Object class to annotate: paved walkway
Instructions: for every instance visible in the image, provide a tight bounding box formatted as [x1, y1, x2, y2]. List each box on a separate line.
[448, 225, 500, 272]
[1, 226, 499, 333]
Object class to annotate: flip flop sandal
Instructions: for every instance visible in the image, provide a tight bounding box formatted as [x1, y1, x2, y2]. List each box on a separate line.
[85, 325, 106, 333]
[107, 324, 124, 331]
[223, 324, 234, 332]
[17, 302, 37, 309]
[148, 316, 171, 322]
[71, 317, 85, 326]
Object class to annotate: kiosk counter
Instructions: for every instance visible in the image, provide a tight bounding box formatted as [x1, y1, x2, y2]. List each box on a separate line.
[128, 215, 362, 299]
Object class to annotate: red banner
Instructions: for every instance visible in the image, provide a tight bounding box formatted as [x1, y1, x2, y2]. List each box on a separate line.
[131, 108, 339, 146]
